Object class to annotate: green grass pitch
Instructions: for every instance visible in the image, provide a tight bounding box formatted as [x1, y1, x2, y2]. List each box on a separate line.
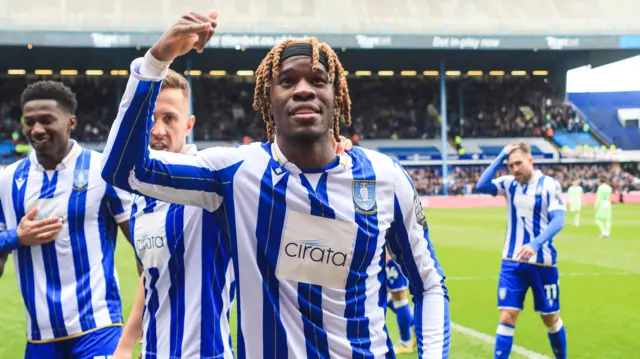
[1, 204, 638, 358]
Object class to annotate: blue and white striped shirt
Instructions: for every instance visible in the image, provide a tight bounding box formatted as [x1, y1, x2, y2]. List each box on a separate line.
[130, 145, 235, 359]
[492, 170, 566, 266]
[0, 141, 131, 341]
[101, 56, 450, 359]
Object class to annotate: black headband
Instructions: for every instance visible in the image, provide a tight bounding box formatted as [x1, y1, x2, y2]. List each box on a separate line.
[280, 42, 329, 70]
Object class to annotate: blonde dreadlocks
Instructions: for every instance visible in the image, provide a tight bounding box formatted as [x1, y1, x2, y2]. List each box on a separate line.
[252, 37, 352, 143]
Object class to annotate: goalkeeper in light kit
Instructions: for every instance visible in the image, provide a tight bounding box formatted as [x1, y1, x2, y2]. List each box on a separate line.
[595, 175, 613, 238]
[567, 180, 583, 227]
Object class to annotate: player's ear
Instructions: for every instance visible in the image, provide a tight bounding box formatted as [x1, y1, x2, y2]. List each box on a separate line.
[185, 115, 195, 135]
[68, 115, 77, 132]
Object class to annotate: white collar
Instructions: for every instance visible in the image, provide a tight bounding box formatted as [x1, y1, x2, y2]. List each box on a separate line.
[271, 136, 351, 175]
[184, 144, 198, 156]
[29, 139, 82, 171]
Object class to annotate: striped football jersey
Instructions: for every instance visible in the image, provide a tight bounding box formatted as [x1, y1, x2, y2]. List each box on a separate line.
[101, 55, 450, 359]
[130, 145, 235, 359]
[492, 170, 566, 265]
[0, 141, 131, 341]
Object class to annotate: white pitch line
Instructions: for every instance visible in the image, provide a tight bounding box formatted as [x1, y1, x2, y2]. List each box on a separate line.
[447, 271, 631, 281]
[451, 322, 553, 359]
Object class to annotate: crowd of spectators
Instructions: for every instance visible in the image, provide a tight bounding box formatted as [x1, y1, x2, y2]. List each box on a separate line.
[449, 77, 590, 139]
[407, 164, 640, 196]
[3, 74, 636, 196]
[0, 75, 590, 142]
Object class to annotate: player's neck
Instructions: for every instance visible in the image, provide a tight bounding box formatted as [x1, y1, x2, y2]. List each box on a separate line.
[518, 173, 533, 184]
[276, 135, 335, 170]
[36, 141, 73, 171]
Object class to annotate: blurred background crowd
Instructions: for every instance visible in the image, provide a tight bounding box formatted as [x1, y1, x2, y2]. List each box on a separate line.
[407, 163, 640, 196]
[0, 76, 591, 143]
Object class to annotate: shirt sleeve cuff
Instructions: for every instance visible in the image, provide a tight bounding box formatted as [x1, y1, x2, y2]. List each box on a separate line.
[131, 50, 172, 81]
[1, 228, 20, 252]
[114, 211, 132, 225]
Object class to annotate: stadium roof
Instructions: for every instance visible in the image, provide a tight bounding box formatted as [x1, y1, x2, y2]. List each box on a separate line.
[2, 46, 639, 73]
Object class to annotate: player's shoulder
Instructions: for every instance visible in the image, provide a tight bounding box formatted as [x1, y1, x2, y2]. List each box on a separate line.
[499, 174, 516, 182]
[87, 149, 113, 177]
[347, 147, 413, 189]
[540, 174, 562, 192]
[495, 174, 516, 189]
[0, 157, 29, 182]
[0, 158, 24, 177]
[197, 141, 264, 165]
[0, 157, 31, 198]
[348, 146, 397, 170]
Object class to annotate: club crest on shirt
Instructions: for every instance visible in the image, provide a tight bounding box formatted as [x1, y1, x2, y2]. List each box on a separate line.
[72, 170, 89, 191]
[352, 180, 377, 215]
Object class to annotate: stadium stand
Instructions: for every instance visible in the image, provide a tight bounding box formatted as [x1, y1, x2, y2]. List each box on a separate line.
[553, 131, 602, 149]
[569, 92, 640, 150]
[407, 163, 640, 196]
[0, 76, 601, 146]
[459, 138, 557, 160]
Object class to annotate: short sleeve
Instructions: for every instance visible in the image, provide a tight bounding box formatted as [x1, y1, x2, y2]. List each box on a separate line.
[492, 175, 514, 197]
[105, 184, 133, 224]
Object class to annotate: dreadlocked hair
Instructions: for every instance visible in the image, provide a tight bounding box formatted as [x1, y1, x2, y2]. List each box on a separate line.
[252, 37, 351, 143]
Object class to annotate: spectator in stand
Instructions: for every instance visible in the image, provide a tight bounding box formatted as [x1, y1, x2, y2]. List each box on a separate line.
[0, 75, 590, 142]
[406, 164, 638, 196]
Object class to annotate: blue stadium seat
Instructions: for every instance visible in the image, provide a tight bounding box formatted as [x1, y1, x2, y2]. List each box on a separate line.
[552, 131, 601, 149]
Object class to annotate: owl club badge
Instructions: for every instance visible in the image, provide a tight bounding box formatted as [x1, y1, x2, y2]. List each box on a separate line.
[353, 180, 376, 215]
[73, 170, 89, 191]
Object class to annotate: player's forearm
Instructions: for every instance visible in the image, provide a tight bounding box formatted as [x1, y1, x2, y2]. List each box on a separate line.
[530, 210, 565, 251]
[475, 151, 508, 195]
[118, 276, 146, 351]
[0, 228, 19, 253]
[101, 54, 164, 194]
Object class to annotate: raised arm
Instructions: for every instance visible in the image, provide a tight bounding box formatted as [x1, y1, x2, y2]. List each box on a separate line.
[100, 11, 246, 212]
[385, 160, 450, 358]
[475, 144, 518, 196]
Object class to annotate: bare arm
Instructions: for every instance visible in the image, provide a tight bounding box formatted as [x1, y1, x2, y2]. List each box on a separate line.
[118, 220, 143, 275]
[114, 275, 145, 358]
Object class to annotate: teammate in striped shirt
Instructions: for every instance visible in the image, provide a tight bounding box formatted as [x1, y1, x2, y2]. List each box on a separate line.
[101, 11, 450, 358]
[0, 81, 134, 358]
[475, 142, 567, 359]
[112, 68, 237, 359]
